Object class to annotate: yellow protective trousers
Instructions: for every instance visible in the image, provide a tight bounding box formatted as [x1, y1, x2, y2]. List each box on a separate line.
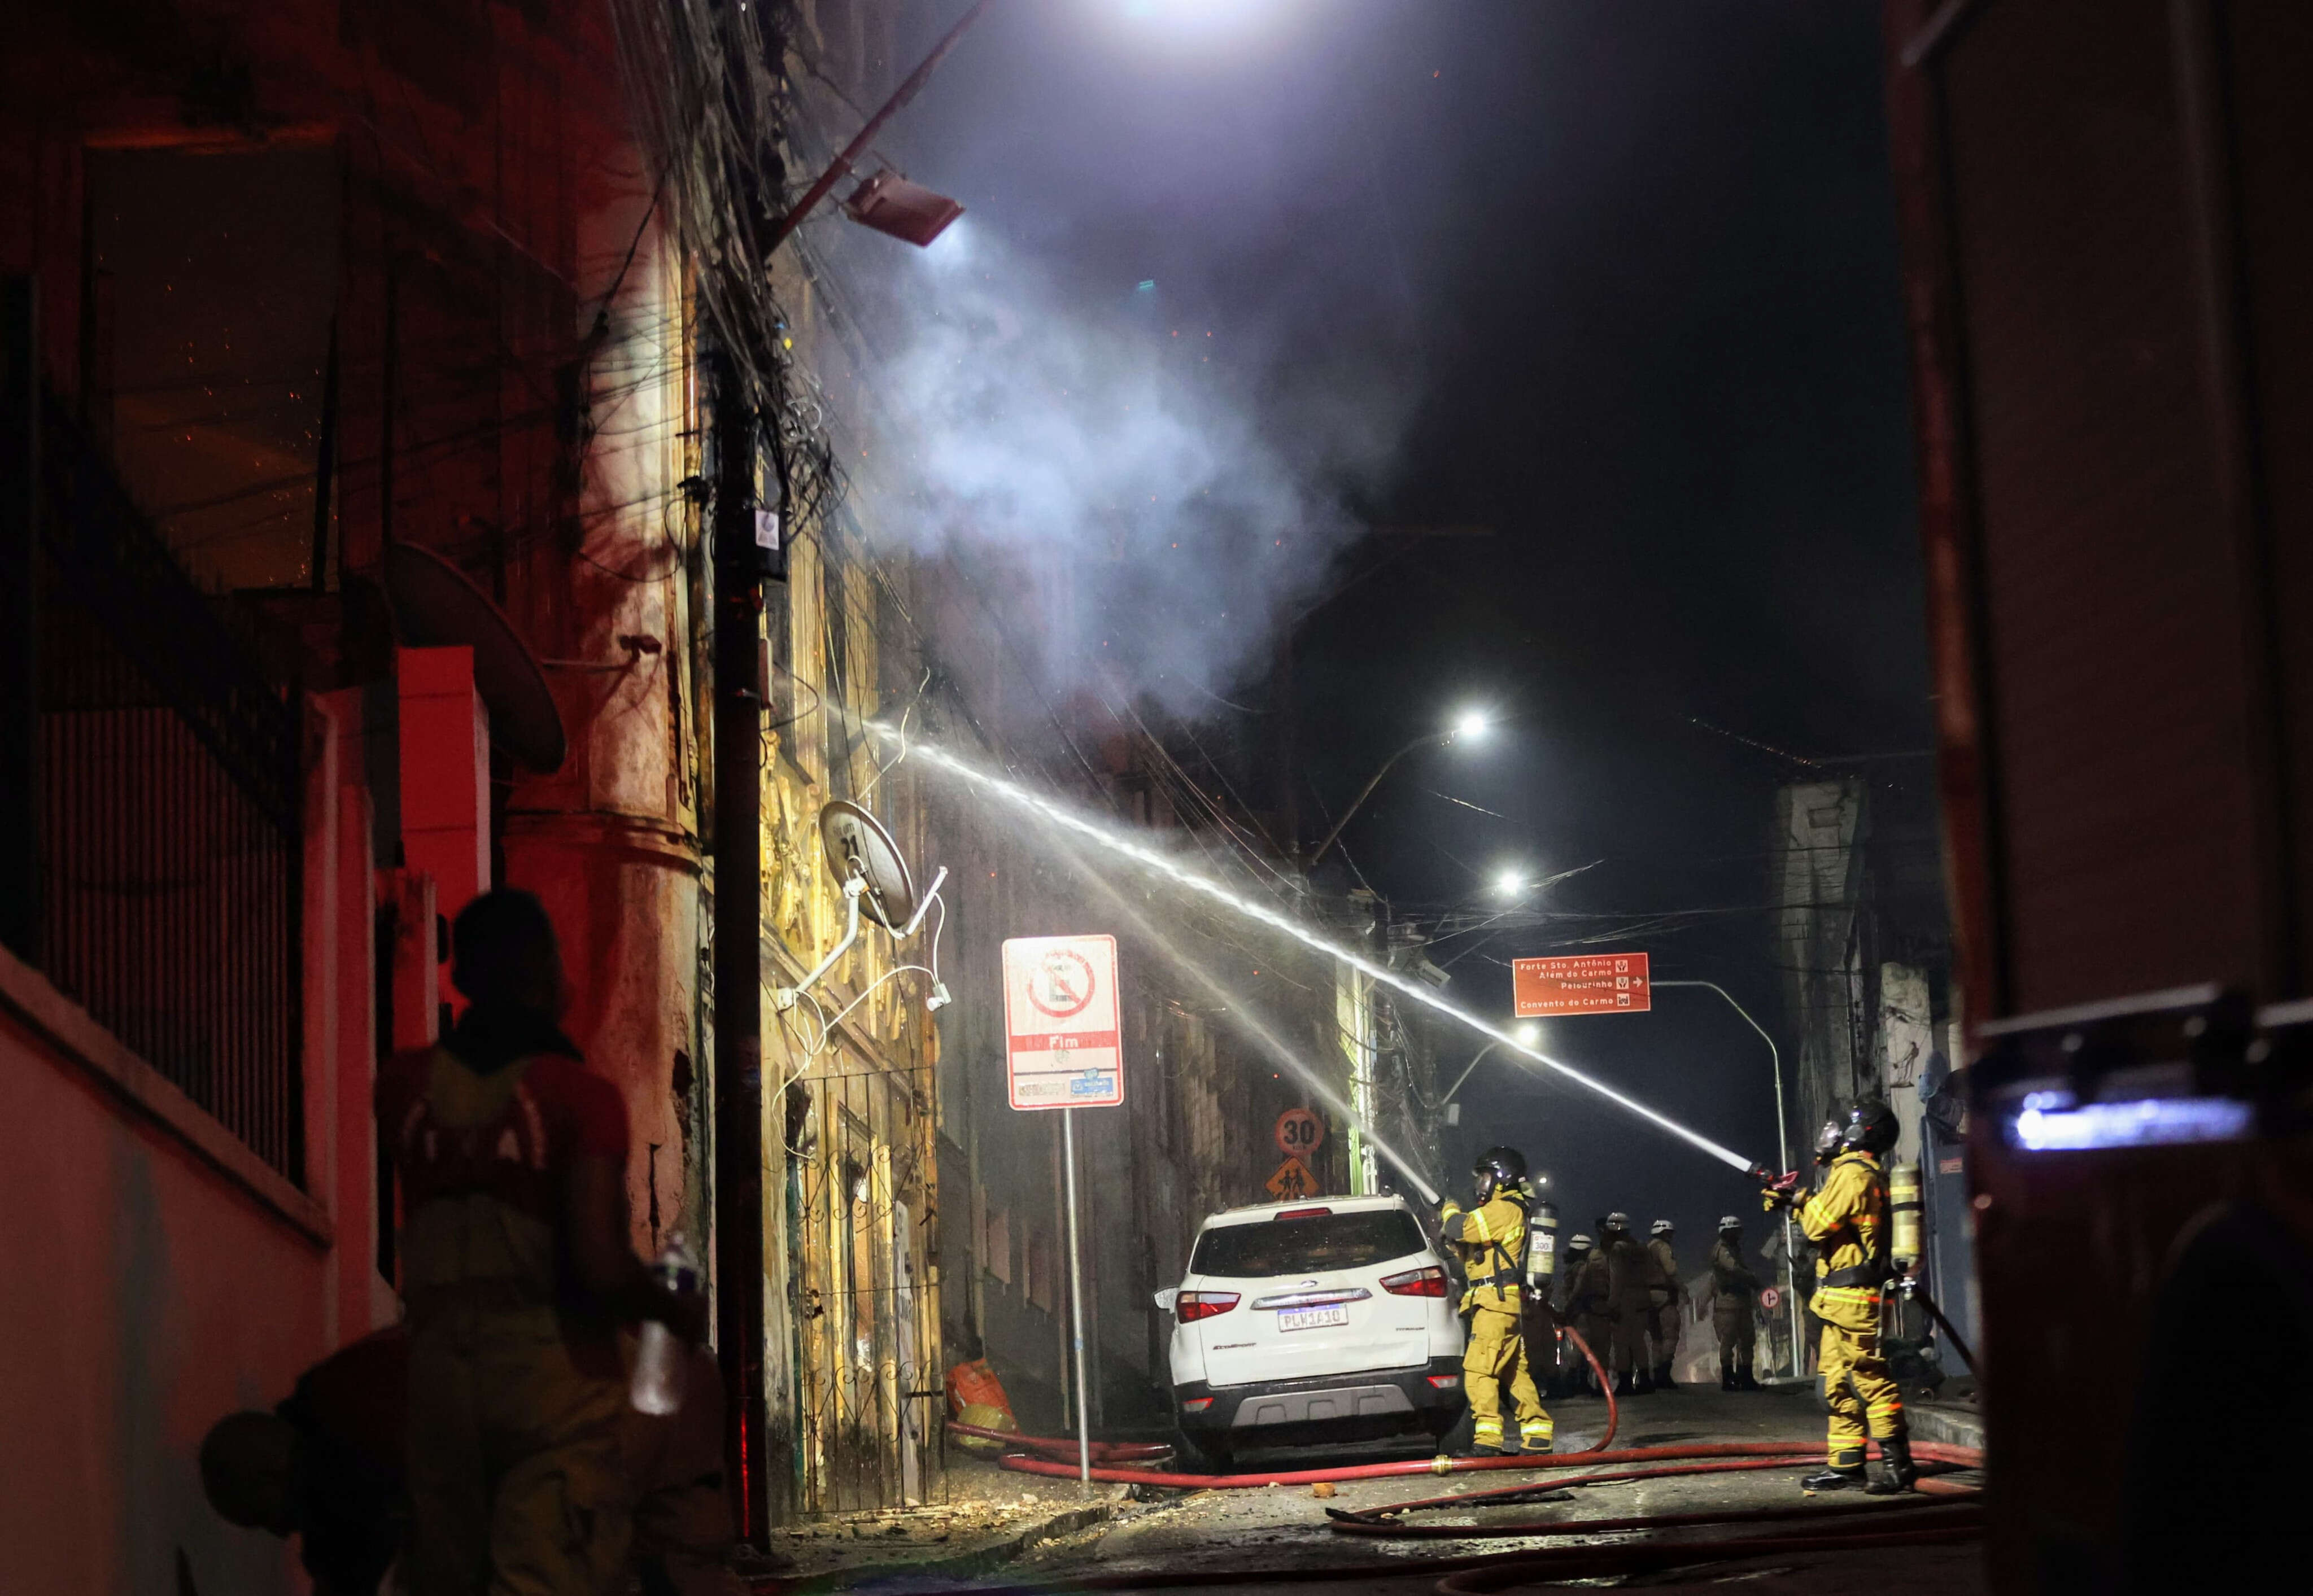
[1577, 1313, 1614, 1376]
[1610, 1303, 1649, 1374]
[1644, 1300, 1681, 1367]
[404, 1305, 635, 1596]
[1813, 1292, 1905, 1468]
[1713, 1304, 1755, 1374]
[1463, 1306, 1552, 1451]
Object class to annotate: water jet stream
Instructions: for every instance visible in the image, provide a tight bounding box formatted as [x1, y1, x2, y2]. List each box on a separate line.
[1042, 823, 1445, 1203]
[884, 727, 1760, 1175]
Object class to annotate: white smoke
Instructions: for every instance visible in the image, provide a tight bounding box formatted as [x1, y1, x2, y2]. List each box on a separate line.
[856, 217, 1418, 710]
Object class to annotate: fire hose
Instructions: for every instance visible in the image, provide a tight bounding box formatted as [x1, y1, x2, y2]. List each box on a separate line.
[942, 1327, 1985, 1590]
[948, 1326, 1620, 1486]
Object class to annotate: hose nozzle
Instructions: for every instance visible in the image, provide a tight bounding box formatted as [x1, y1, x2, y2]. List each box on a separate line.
[1753, 1166, 1805, 1213]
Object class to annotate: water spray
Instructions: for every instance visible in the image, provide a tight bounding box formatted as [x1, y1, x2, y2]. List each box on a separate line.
[881, 726, 1760, 1176]
[1042, 821, 1445, 1203]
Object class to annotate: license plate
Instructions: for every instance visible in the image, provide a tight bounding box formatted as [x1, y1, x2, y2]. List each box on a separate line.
[1276, 1305, 1350, 1332]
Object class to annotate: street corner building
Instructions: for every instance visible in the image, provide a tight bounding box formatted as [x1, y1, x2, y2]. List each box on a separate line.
[0, 1, 1416, 1586]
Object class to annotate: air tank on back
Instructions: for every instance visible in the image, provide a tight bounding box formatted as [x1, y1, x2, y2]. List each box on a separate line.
[1889, 1160, 1923, 1273]
[1526, 1193, 1560, 1293]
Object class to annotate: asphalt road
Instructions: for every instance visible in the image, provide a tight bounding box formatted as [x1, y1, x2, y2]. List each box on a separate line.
[976, 1384, 1987, 1595]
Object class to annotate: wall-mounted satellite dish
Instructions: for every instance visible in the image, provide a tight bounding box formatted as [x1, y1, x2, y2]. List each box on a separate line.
[776, 800, 949, 1016]
[382, 543, 568, 774]
[819, 799, 918, 929]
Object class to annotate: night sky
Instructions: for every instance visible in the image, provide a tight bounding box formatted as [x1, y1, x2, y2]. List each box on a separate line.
[887, 3, 1935, 1260]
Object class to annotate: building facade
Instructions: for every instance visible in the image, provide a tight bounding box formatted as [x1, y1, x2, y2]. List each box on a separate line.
[2, 6, 1373, 1585]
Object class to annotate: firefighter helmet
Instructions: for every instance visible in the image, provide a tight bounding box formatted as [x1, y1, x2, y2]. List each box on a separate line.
[1718, 1214, 1743, 1232]
[1568, 1232, 1596, 1251]
[1844, 1097, 1901, 1155]
[1603, 1211, 1631, 1232]
[1650, 1218, 1674, 1237]
[1473, 1145, 1528, 1202]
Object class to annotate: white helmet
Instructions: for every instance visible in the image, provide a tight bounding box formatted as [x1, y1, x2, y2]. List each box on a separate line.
[1650, 1218, 1674, 1237]
[1718, 1214, 1743, 1231]
[1568, 1233, 1595, 1250]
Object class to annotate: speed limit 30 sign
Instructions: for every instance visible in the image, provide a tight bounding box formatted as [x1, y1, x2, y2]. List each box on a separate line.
[1275, 1107, 1325, 1158]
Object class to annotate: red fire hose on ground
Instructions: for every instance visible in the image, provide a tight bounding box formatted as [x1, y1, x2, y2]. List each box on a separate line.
[949, 1327, 1620, 1486]
[942, 1329, 1985, 1590]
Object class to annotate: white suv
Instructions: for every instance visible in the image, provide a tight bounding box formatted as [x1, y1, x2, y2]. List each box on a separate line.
[1155, 1195, 1467, 1470]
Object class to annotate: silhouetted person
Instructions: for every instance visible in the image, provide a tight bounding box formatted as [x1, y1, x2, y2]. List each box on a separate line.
[377, 888, 701, 1594]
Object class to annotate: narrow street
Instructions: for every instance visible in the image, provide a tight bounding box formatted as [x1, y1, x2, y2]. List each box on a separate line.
[8, 3, 2311, 1594]
[761, 1387, 1987, 1595]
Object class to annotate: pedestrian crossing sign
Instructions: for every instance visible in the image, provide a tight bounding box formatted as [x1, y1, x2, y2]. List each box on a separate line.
[1265, 1156, 1319, 1200]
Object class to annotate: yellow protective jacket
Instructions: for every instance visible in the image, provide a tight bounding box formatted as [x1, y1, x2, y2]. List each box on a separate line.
[1798, 1149, 1889, 1331]
[1604, 1235, 1655, 1311]
[1646, 1238, 1681, 1307]
[1441, 1190, 1529, 1313]
[1707, 1239, 1760, 1301]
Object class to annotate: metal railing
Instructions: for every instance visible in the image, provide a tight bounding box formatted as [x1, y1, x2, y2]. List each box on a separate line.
[29, 399, 304, 1180]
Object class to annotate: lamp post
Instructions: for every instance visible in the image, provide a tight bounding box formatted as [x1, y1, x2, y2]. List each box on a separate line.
[1439, 1023, 1540, 1124]
[1653, 979, 1803, 1379]
[1309, 710, 1491, 868]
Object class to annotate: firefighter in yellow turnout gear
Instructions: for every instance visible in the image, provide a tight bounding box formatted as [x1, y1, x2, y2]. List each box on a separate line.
[1439, 1147, 1553, 1455]
[1770, 1098, 1917, 1494]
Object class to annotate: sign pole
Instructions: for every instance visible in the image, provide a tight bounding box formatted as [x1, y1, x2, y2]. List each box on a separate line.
[1062, 1106, 1092, 1494]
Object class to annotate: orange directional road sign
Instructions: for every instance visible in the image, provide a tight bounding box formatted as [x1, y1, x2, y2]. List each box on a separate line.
[1512, 952, 1652, 1016]
[1266, 1157, 1319, 1200]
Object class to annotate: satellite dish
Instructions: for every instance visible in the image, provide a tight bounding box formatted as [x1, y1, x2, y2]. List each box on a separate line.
[382, 543, 568, 773]
[819, 800, 917, 930]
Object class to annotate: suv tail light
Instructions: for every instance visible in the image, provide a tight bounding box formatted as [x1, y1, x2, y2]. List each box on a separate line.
[1381, 1265, 1449, 1297]
[1275, 1207, 1333, 1220]
[1176, 1290, 1240, 1322]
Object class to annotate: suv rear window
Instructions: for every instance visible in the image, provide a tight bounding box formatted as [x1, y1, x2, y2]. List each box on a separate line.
[1190, 1210, 1426, 1278]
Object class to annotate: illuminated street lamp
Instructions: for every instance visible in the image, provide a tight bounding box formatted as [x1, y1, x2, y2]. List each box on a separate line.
[841, 169, 966, 247]
[1492, 868, 1526, 899]
[1309, 707, 1496, 868]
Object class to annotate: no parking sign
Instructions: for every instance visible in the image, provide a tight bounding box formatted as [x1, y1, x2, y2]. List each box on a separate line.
[1002, 935, 1123, 1110]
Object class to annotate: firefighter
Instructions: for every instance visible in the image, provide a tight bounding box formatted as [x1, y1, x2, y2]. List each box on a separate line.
[377, 889, 705, 1595]
[1767, 1098, 1916, 1493]
[1600, 1213, 1655, 1396]
[1556, 1234, 1604, 1395]
[1707, 1215, 1762, 1391]
[1646, 1219, 1686, 1390]
[1577, 1222, 1617, 1388]
[1439, 1147, 1553, 1454]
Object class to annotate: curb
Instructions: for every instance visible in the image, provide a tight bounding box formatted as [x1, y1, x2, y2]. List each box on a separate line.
[764, 1499, 1124, 1592]
[1906, 1402, 1985, 1453]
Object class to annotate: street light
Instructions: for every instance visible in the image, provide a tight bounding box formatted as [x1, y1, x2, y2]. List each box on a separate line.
[1491, 868, 1526, 899]
[1653, 978, 1805, 1380]
[1308, 708, 1495, 868]
[762, 1, 988, 257]
[1440, 1022, 1540, 1125]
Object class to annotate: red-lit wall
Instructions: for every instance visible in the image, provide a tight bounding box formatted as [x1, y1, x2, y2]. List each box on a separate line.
[0, 694, 385, 1593]
[0, 990, 330, 1594]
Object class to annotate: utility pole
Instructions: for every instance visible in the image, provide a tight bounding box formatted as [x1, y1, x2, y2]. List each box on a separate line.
[710, 343, 774, 1545]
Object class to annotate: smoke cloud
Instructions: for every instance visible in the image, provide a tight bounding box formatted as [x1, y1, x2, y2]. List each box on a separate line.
[852, 217, 1419, 713]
